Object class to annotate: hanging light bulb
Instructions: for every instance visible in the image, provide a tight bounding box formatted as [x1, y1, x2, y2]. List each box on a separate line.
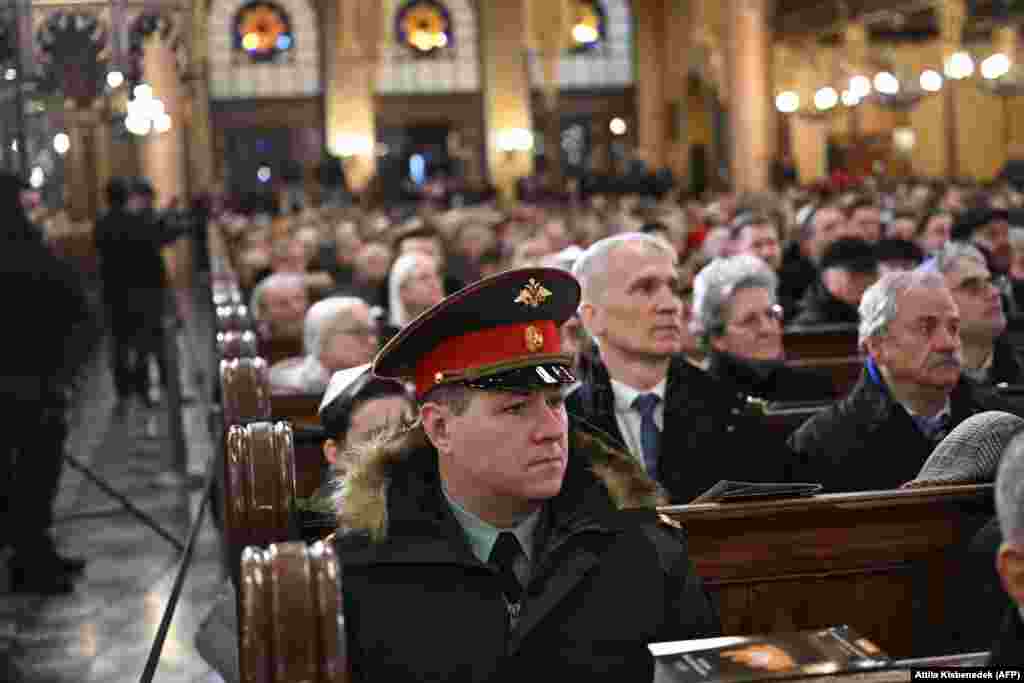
[874, 71, 900, 95]
[945, 51, 975, 80]
[981, 53, 1012, 80]
[849, 75, 872, 98]
[814, 87, 839, 110]
[919, 69, 943, 92]
[775, 91, 800, 113]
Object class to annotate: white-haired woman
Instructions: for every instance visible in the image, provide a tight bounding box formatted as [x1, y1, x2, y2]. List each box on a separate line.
[386, 251, 445, 331]
[693, 254, 835, 401]
[268, 296, 380, 394]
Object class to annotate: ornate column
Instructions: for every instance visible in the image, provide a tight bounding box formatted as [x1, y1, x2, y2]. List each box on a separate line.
[480, 0, 533, 203]
[634, 0, 668, 173]
[140, 31, 189, 287]
[188, 0, 215, 193]
[726, 0, 774, 193]
[940, 0, 967, 178]
[64, 108, 99, 220]
[526, 0, 570, 191]
[326, 0, 380, 193]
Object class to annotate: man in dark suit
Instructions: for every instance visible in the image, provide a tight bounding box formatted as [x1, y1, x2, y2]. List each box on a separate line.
[789, 270, 1016, 493]
[991, 431, 1024, 665]
[1, 172, 100, 593]
[567, 233, 794, 504]
[925, 241, 1024, 386]
[95, 177, 188, 411]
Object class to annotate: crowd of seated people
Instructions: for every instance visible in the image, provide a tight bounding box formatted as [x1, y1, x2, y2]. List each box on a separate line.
[183, 172, 1024, 679]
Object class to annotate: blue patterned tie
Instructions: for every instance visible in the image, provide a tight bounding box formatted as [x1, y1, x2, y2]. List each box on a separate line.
[633, 393, 661, 479]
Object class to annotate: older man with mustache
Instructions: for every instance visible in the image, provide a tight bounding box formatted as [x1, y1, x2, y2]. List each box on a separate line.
[788, 270, 1019, 493]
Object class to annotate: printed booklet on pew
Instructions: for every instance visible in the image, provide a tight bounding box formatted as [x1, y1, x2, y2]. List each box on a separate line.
[690, 481, 823, 503]
[650, 626, 889, 683]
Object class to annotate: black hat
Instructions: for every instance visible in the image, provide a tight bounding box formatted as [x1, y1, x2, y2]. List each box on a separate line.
[951, 207, 1010, 241]
[318, 364, 412, 438]
[374, 267, 579, 398]
[874, 238, 925, 266]
[819, 237, 879, 274]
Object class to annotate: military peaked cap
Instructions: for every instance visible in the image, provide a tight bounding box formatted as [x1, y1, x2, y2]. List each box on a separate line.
[373, 267, 579, 398]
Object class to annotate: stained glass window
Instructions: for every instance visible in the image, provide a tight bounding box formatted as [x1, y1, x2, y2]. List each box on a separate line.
[233, 1, 293, 63]
[395, 0, 452, 57]
[569, 0, 606, 52]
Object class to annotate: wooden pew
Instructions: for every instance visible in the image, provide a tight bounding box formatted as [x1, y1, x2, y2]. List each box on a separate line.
[216, 302, 254, 333]
[217, 330, 259, 359]
[224, 421, 297, 562]
[220, 357, 272, 427]
[239, 541, 347, 682]
[262, 335, 305, 366]
[235, 486, 991, 680]
[787, 355, 863, 398]
[660, 484, 993, 658]
[271, 392, 327, 500]
[784, 323, 860, 361]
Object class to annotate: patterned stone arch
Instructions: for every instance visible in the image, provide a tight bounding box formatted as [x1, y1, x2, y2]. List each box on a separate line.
[208, 0, 319, 99]
[376, 0, 479, 95]
[528, 0, 634, 91]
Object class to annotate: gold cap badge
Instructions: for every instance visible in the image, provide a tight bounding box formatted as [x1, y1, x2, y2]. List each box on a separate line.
[514, 278, 552, 308]
[524, 325, 544, 352]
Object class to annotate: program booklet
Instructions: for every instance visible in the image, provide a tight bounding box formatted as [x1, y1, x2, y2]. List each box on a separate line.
[650, 626, 889, 683]
[689, 481, 823, 504]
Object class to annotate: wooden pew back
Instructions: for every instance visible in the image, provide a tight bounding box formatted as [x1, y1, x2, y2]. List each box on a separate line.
[217, 302, 254, 333]
[224, 421, 297, 561]
[784, 324, 860, 361]
[239, 540, 347, 682]
[220, 357, 272, 427]
[217, 330, 259, 359]
[660, 485, 993, 658]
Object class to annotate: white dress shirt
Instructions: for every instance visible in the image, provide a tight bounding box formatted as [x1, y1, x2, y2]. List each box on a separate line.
[610, 377, 667, 468]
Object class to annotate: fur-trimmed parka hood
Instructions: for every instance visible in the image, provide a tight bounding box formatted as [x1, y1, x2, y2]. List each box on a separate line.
[334, 423, 665, 542]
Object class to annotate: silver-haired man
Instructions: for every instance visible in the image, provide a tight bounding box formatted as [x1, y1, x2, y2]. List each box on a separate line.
[788, 270, 1015, 493]
[925, 242, 1023, 386]
[566, 233, 793, 503]
[991, 433, 1024, 664]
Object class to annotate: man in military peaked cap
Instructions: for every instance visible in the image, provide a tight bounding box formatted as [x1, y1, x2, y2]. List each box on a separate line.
[330, 266, 718, 681]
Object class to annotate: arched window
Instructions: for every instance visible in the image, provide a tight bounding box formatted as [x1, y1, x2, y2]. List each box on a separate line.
[377, 0, 479, 94]
[528, 0, 633, 90]
[208, 0, 319, 99]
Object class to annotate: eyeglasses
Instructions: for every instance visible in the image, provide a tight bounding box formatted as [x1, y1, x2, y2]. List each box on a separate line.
[728, 304, 784, 331]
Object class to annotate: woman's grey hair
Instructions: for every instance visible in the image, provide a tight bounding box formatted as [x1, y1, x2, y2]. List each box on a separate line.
[857, 270, 948, 347]
[691, 254, 777, 345]
[571, 232, 676, 304]
[302, 296, 368, 359]
[249, 272, 306, 322]
[927, 241, 987, 275]
[997, 431, 1024, 546]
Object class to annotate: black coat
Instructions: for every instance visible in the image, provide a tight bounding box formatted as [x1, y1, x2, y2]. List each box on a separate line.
[778, 242, 817, 321]
[94, 208, 187, 320]
[989, 604, 1024, 667]
[566, 354, 796, 504]
[335, 429, 719, 682]
[707, 351, 836, 403]
[788, 369, 1016, 493]
[1, 228, 98, 403]
[790, 280, 861, 327]
[989, 334, 1024, 387]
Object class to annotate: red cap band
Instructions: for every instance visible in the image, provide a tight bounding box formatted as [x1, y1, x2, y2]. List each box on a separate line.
[414, 319, 561, 397]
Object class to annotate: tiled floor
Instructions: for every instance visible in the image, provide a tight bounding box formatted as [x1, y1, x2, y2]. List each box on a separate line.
[1, 287, 228, 683]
